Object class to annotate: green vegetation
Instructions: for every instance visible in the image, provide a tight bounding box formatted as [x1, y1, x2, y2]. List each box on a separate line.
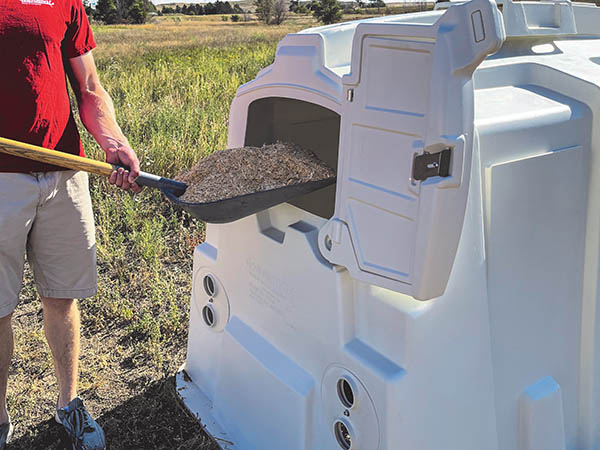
[312, 0, 343, 24]
[160, 1, 245, 16]
[8, 15, 314, 450]
[290, 0, 310, 14]
[253, 0, 289, 24]
[93, 0, 156, 24]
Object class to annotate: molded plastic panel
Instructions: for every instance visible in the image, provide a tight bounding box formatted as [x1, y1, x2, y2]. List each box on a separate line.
[214, 317, 315, 450]
[503, 0, 577, 36]
[485, 146, 587, 450]
[319, 0, 505, 300]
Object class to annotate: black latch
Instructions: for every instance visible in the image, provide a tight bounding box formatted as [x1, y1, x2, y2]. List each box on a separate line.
[412, 148, 452, 182]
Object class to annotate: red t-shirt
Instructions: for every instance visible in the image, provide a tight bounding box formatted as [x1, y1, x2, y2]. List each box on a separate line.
[0, 0, 96, 172]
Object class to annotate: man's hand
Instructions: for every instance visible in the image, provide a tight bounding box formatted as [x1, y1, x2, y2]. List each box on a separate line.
[105, 145, 142, 193]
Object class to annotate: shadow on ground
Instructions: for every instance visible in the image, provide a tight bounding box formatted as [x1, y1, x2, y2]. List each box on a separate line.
[8, 376, 218, 450]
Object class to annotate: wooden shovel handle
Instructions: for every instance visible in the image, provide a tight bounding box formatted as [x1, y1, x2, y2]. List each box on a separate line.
[0, 136, 116, 176]
[0, 136, 188, 196]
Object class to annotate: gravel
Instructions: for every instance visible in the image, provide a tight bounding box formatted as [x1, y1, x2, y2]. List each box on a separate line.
[175, 142, 336, 203]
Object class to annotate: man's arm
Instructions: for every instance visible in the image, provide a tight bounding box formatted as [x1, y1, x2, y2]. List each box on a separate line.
[68, 51, 141, 192]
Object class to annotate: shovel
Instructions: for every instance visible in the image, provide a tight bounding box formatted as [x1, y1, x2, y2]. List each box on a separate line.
[0, 137, 335, 223]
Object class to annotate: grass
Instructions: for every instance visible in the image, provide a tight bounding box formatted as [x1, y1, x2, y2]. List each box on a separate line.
[7, 14, 320, 450]
[92, 14, 316, 60]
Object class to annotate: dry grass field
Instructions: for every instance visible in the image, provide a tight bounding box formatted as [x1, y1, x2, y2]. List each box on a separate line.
[6, 14, 320, 450]
[93, 14, 318, 59]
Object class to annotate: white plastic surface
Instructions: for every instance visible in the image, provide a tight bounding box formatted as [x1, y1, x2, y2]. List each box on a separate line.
[177, 1, 600, 449]
[503, 0, 577, 36]
[319, 0, 504, 300]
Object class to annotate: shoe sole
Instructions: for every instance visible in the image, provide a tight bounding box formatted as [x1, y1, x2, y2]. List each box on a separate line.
[4, 422, 14, 446]
[54, 413, 75, 450]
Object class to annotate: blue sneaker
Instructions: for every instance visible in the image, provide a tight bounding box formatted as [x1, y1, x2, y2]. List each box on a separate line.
[55, 398, 105, 450]
[0, 415, 13, 450]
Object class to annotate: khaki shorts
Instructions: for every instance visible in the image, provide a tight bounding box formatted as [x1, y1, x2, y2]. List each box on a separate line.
[0, 171, 97, 318]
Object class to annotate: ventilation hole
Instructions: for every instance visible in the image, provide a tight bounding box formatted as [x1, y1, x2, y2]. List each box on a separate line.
[203, 275, 216, 297]
[334, 421, 352, 449]
[337, 378, 354, 408]
[202, 304, 216, 327]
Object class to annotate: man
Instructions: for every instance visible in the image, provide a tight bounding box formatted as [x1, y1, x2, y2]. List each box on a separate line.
[0, 0, 141, 448]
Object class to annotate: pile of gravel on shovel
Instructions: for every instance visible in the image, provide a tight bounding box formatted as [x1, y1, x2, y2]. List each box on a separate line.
[175, 142, 335, 203]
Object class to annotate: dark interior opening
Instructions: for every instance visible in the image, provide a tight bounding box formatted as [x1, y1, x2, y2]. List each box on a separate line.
[245, 97, 340, 219]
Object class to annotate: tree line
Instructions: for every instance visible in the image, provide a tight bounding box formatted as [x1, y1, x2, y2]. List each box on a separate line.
[89, 0, 413, 27]
[289, 0, 388, 25]
[88, 0, 246, 24]
[160, 1, 245, 16]
[88, 0, 156, 24]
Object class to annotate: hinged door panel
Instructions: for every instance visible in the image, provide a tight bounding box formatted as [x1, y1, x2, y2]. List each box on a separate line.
[319, 0, 505, 300]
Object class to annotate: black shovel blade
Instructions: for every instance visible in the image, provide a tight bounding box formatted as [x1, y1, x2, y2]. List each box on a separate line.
[162, 177, 336, 223]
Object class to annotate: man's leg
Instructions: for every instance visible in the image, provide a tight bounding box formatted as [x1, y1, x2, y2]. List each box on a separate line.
[0, 313, 13, 425]
[0, 173, 38, 428]
[29, 172, 104, 448]
[28, 172, 95, 409]
[40, 298, 79, 408]
[42, 296, 105, 449]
